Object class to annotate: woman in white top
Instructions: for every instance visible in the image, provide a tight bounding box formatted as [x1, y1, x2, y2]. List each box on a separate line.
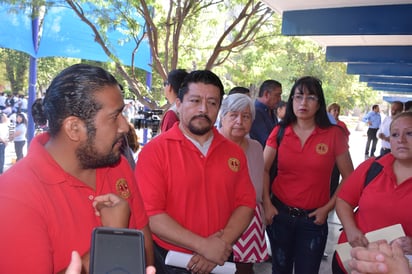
[14, 113, 27, 161]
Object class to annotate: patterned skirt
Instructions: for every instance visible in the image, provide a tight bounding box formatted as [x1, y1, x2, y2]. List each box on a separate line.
[232, 203, 269, 263]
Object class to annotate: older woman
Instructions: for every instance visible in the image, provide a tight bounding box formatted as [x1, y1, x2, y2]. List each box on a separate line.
[263, 76, 354, 274]
[219, 93, 268, 274]
[333, 111, 412, 273]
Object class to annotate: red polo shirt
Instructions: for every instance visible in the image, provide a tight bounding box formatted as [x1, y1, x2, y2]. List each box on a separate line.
[135, 124, 256, 253]
[338, 154, 412, 243]
[0, 133, 148, 273]
[267, 125, 348, 209]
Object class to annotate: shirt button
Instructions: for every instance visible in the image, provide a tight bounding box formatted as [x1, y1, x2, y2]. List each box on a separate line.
[88, 195, 94, 200]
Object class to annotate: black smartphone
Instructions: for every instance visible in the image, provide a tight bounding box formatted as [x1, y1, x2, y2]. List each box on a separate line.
[89, 227, 145, 274]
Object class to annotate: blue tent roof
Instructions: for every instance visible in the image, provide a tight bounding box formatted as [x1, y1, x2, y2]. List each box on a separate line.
[0, 3, 151, 72]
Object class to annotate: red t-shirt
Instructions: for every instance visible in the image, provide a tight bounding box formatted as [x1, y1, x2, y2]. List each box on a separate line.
[136, 124, 256, 253]
[267, 125, 348, 209]
[0, 133, 148, 273]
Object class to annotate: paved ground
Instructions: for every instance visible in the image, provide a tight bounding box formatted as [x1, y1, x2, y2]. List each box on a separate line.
[3, 118, 376, 273]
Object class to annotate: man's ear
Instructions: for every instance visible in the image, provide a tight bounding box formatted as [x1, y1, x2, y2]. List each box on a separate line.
[63, 116, 84, 142]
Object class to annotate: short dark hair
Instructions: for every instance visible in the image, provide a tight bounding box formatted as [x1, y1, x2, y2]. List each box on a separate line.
[258, 80, 282, 97]
[167, 69, 189, 95]
[178, 70, 225, 105]
[228, 86, 250, 95]
[32, 64, 120, 137]
[283, 76, 331, 128]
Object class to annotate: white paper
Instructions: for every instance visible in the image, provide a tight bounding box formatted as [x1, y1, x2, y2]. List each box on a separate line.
[336, 223, 406, 273]
[165, 250, 236, 274]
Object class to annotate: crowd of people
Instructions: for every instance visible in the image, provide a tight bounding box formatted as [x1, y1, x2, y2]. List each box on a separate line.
[0, 64, 411, 274]
[0, 92, 28, 173]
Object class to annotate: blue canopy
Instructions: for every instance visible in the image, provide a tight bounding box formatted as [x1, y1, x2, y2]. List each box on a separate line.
[0, 3, 151, 71]
[0, 2, 151, 143]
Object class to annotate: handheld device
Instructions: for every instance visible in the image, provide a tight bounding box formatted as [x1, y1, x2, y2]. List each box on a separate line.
[89, 227, 145, 274]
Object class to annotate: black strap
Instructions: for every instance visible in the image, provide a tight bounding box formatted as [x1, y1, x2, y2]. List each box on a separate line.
[364, 156, 383, 188]
[269, 125, 285, 187]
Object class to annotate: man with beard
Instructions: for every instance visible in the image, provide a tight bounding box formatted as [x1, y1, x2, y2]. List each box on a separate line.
[0, 64, 154, 273]
[135, 70, 256, 274]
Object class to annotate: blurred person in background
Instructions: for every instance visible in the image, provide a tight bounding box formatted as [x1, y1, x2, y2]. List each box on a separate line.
[377, 101, 404, 156]
[0, 113, 9, 173]
[160, 69, 189, 133]
[13, 112, 27, 161]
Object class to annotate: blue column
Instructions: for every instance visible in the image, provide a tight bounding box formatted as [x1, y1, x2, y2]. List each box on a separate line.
[27, 15, 39, 144]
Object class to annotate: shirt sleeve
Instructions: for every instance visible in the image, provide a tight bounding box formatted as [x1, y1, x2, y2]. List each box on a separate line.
[266, 125, 281, 149]
[333, 126, 349, 156]
[135, 141, 168, 217]
[338, 159, 375, 207]
[362, 112, 371, 123]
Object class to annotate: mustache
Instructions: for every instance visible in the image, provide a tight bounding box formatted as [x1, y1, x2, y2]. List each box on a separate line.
[113, 135, 126, 148]
[192, 114, 212, 123]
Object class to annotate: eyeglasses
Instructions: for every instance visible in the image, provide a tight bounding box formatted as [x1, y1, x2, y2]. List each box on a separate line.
[163, 81, 169, 87]
[292, 94, 318, 103]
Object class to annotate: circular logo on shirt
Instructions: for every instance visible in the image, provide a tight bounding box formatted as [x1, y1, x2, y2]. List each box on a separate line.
[228, 157, 240, 172]
[316, 143, 328, 155]
[116, 178, 131, 199]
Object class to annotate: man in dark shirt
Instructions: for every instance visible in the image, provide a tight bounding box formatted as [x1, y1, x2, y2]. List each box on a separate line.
[250, 80, 282, 147]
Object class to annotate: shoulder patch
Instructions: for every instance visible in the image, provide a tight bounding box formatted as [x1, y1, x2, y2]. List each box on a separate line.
[116, 178, 131, 199]
[228, 157, 240, 172]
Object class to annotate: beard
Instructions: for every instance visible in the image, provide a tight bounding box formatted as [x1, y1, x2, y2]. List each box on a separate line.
[188, 114, 213, 136]
[76, 136, 121, 169]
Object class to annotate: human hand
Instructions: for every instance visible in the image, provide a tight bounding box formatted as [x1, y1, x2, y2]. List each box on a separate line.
[93, 193, 130, 228]
[65, 251, 82, 274]
[146, 265, 156, 274]
[391, 236, 412, 255]
[349, 240, 410, 274]
[65, 251, 157, 274]
[263, 200, 278, 226]
[187, 253, 217, 274]
[308, 206, 329, 225]
[196, 231, 232, 265]
[345, 226, 369, 248]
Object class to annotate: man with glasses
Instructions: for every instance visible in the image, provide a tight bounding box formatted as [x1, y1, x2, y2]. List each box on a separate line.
[250, 79, 282, 147]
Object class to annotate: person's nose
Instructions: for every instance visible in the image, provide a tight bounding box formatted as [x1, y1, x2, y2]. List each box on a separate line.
[398, 133, 407, 143]
[199, 100, 208, 113]
[119, 115, 129, 134]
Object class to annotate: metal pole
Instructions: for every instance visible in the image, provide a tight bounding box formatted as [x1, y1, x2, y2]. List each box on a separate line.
[27, 14, 39, 144]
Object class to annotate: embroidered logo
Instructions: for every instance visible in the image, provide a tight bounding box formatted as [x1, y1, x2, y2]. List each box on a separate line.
[228, 157, 240, 172]
[316, 143, 328, 155]
[116, 178, 131, 199]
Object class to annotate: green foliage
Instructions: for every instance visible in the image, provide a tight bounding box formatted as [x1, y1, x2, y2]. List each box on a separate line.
[0, 49, 29, 94]
[0, 0, 381, 113]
